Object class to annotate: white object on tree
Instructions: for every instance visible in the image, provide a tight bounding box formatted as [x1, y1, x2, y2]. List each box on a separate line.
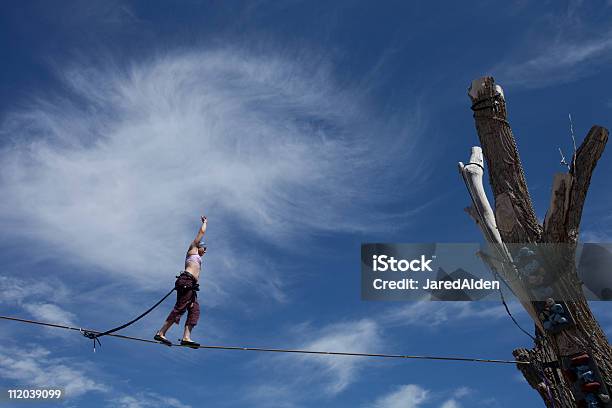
[459, 146, 542, 327]
[468, 77, 505, 101]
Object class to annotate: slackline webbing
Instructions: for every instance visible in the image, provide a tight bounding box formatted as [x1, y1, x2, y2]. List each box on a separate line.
[0, 315, 528, 365]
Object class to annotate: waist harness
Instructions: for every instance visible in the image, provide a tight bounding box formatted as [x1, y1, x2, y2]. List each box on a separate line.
[175, 271, 200, 294]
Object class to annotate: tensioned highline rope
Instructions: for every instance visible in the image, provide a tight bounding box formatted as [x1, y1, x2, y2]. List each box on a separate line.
[0, 314, 528, 365]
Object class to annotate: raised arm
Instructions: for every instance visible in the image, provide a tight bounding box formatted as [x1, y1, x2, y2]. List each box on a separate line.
[188, 216, 208, 252]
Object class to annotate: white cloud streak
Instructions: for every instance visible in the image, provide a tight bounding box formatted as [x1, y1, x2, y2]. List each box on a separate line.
[245, 317, 383, 406]
[440, 399, 461, 408]
[0, 276, 70, 305]
[369, 384, 472, 408]
[22, 302, 77, 326]
[0, 276, 76, 326]
[0, 344, 107, 398]
[580, 230, 612, 243]
[452, 386, 472, 399]
[0, 48, 423, 305]
[492, 1, 612, 89]
[371, 384, 429, 408]
[297, 318, 383, 395]
[495, 32, 612, 88]
[114, 392, 192, 408]
[0, 343, 191, 406]
[242, 383, 300, 408]
[382, 301, 512, 328]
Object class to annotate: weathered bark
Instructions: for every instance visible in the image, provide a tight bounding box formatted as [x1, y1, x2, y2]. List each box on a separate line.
[543, 126, 609, 243]
[468, 78, 542, 243]
[464, 77, 611, 407]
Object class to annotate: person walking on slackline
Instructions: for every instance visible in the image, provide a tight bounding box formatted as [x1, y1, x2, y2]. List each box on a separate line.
[154, 215, 208, 348]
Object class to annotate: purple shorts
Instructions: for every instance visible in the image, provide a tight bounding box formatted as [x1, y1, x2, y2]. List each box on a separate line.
[166, 272, 200, 327]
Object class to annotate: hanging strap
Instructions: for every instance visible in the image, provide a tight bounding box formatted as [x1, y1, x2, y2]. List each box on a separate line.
[81, 286, 176, 351]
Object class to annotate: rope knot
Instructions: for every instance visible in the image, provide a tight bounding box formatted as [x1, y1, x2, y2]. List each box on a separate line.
[80, 329, 102, 352]
[80, 329, 97, 339]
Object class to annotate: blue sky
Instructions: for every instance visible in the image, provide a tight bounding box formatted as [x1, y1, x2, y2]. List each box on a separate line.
[1, 1, 612, 407]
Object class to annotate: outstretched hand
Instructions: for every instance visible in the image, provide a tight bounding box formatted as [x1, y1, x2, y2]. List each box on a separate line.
[201, 215, 207, 224]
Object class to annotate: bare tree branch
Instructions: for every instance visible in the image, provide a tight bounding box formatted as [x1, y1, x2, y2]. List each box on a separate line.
[567, 126, 609, 241]
[543, 126, 608, 243]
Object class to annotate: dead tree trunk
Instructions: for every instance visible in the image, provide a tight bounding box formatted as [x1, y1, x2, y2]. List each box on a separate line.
[462, 77, 612, 407]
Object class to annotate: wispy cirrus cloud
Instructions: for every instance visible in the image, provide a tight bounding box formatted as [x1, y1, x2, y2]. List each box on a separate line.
[244, 317, 383, 406]
[491, 3, 612, 88]
[382, 301, 515, 328]
[0, 276, 70, 304]
[494, 32, 612, 88]
[0, 343, 191, 406]
[114, 392, 192, 408]
[0, 344, 107, 398]
[0, 276, 76, 326]
[22, 302, 77, 326]
[296, 318, 383, 395]
[369, 384, 472, 408]
[0, 47, 424, 305]
[371, 384, 429, 408]
[580, 230, 612, 243]
[440, 399, 462, 408]
[242, 383, 301, 408]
